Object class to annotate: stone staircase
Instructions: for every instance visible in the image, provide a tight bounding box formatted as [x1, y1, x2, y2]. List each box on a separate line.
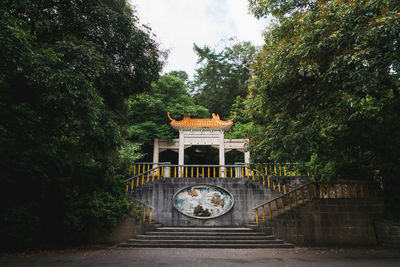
[118, 226, 293, 248]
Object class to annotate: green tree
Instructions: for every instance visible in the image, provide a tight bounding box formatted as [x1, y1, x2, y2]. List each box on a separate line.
[127, 72, 209, 160]
[192, 40, 258, 118]
[247, 0, 400, 218]
[0, 0, 162, 248]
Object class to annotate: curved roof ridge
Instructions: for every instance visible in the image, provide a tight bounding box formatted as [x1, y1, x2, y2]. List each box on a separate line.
[167, 112, 236, 131]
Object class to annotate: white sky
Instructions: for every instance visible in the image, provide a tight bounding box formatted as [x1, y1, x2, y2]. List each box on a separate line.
[129, 0, 268, 79]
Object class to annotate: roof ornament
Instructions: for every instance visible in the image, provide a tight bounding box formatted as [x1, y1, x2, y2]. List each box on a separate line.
[167, 112, 175, 122]
[167, 112, 236, 132]
[228, 112, 237, 122]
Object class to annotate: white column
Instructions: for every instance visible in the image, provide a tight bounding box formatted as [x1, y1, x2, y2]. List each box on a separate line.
[244, 139, 250, 165]
[178, 130, 184, 177]
[153, 138, 159, 169]
[219, 131, 225, 177]
[245, 151, 250, 165]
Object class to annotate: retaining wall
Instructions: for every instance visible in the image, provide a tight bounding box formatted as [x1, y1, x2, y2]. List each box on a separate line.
[130, 178, 276, 226]
[268, 198, 384, 246]
[375, 220, 400, 247]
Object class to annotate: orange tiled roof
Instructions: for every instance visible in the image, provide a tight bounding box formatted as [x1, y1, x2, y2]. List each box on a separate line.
[168, 112, 236, 131]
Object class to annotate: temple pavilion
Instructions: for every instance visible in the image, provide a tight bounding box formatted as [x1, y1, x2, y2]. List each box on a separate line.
[152, 112, 249, 176]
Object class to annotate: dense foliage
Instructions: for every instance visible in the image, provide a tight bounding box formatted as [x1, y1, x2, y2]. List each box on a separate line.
[247, 0, 400, 217]
[192, 40, 258, 118]
[127, 72, 209, 160]
[0, 0, 162, 248]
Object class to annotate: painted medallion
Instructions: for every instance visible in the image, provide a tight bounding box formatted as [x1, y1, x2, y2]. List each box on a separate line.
[173, 184, 234, 219]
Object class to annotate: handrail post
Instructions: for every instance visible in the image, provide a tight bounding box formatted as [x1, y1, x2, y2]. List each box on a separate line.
[334, 184, 338, 198]
[340, 184, 344, 198]
[262, 205, 265, 223]
[320, 184, 323, 198]
[255, 209, 259, 225]
[149, 208, 152, 224]
[360, 184, 365, 198]
[313, 184, 318, 198]
[268, 202, 272, 220]
[353, 184, 358, 198]
[347, 184, 352, 198]
[327, 184, 330, 198]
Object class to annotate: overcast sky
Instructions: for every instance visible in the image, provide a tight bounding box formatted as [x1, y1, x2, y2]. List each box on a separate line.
[129, 0, 268, 79]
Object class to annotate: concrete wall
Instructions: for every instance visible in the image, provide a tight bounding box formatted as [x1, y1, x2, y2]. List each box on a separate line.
[375, 220, 400, 248]
[130, 178, 277, 226]
[89, 216, 153, 244]
[268, 198, 384, 246]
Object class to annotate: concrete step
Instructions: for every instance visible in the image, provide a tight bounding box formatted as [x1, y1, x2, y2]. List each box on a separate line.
[144, 231, 263, 236]
[118, 243, 294, 248]
[155, 227, 254, 232]
[118, 226, 294, 248]
[135, 235, 276, 240]
[127, 239, 284, 244]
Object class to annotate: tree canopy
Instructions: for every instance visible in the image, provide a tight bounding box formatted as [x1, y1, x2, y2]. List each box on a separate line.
[247, 0, 400, 217]
[191, 40, 258, 118]
[0, 0, 162, 248]
[127, 72, 209, 160]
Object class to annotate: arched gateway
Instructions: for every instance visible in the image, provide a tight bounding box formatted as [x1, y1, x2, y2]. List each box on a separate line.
[152, 112, 250, 176]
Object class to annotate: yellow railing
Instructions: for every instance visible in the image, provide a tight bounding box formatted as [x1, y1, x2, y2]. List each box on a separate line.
[128, 162, 154, 177]
[125, 163, 307, 194]
[129, 198, 153, 224]
[125, 164, 255, 192]
[253, 163, 311, 177]
[253, 182, 370, 225]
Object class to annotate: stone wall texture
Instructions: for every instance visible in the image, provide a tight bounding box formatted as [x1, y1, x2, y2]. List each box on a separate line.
[130, 178, 279, 226]
[375, 220, 400, 248]
[268, 198, 384, 246]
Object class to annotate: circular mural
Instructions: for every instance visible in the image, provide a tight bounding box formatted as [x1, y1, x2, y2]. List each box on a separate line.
[173, 184, 234, 219]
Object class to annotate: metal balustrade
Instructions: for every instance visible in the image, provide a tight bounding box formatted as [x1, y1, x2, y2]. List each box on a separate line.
[252, 182, 377, 225]
[252, 163, 311, 177]
[125, 163, 313, 219]
[125, 163, 307, 194]
[128, 198, 153, 224]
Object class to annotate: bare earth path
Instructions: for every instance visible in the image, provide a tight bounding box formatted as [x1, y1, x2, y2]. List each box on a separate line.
[1, 247, 400, 267]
